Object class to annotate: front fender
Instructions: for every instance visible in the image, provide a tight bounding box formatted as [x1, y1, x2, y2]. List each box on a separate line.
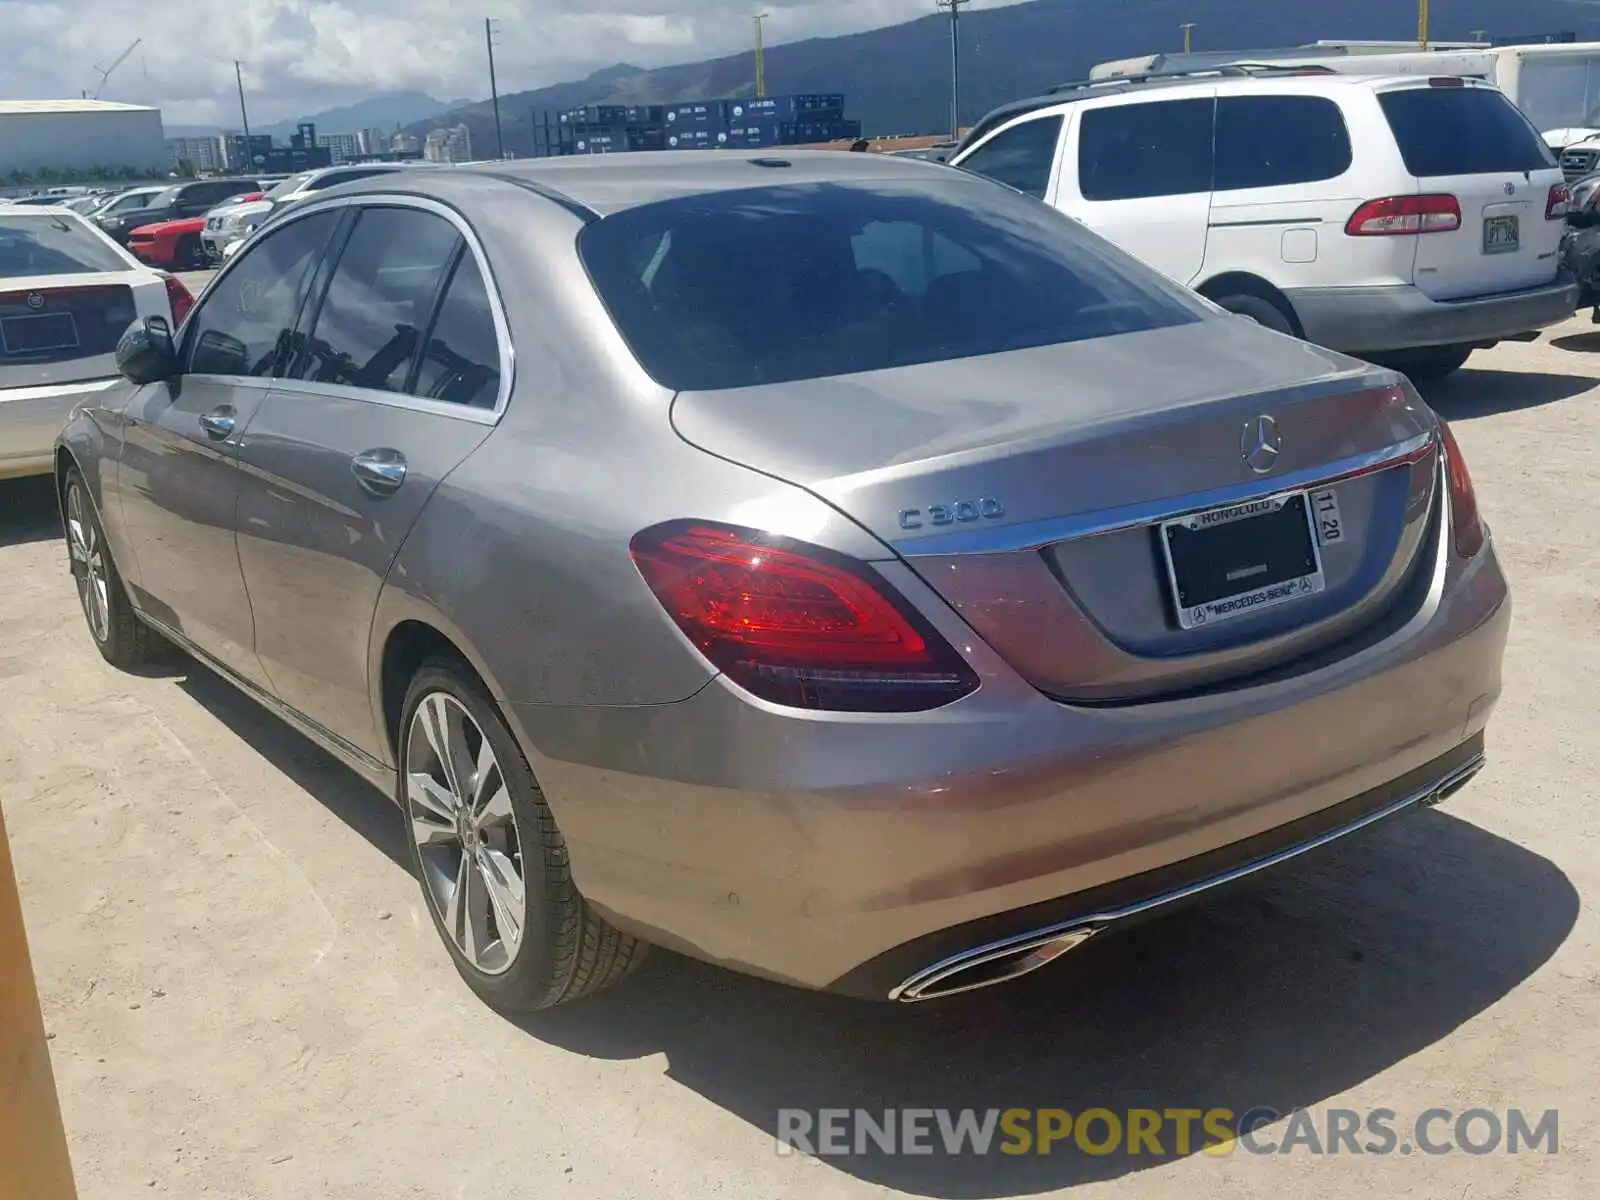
[54, 388, 138, 588]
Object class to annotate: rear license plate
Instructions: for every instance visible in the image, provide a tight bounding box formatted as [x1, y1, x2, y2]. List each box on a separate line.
[1160, 491, 1325, 630]
[1483, 214, 1519, 255]
[0, 313, 78, 355]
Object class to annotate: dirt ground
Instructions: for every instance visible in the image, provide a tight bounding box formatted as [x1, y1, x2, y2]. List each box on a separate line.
[1, 318, 1597, 1199]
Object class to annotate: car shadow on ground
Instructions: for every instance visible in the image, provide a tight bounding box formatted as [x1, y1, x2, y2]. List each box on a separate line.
[0, 477, 61, 548]
[511, 808, 1576, 1197]
[1418, 366, 1594, 420]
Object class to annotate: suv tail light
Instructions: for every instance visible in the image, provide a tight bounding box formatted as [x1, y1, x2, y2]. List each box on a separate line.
[1346, 194, 1462, 236]
[1547, 184, 1572, 220]
[1436, 421, 1485, 557]
[629, 521, 980, 712]
[159, 272, 195, 324]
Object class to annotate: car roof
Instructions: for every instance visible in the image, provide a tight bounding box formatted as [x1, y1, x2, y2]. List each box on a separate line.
[319, 149, 954, 217]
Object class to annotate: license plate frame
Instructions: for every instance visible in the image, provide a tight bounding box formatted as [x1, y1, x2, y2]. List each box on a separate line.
[1159, 490, 1326, 630]
[0, 312, 79, 355]
[1483, 214, 1520, 256]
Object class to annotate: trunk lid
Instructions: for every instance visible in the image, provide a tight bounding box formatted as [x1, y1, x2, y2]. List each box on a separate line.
[0, 273, 162, 390]
[672, 319, 1441, 702]
[1376, 81, 1566, 301]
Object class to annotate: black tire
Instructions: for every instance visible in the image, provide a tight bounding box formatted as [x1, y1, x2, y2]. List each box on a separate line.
[1212, 292, 1298, 336]
[1375, 345, 1474, 382]
[399, 656, 646, 1011]
[63, 467, 159, 670]
[176, 235, 205, 270]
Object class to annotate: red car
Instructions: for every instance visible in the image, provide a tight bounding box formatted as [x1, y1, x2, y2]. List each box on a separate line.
[128, 191, 263, 269]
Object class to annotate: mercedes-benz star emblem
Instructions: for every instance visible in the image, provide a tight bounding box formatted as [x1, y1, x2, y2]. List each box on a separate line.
[25, 293, 45, 311]
[1241, 414, 1282, 474]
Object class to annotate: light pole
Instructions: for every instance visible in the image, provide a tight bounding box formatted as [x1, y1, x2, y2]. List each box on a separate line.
[485, 18, 505, 160]
[935, 0, 968, 142]
[233, 60, 253, 172]
[753, 13, 769, 99]
[1419, 0, 1430, 50]
[1181, 22, 1195, 53]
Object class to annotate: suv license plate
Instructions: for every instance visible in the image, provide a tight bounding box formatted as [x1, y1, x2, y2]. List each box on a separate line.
[1484, 215, 1519, 255]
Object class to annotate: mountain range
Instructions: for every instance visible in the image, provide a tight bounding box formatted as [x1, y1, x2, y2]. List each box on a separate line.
[165, 90, 470, 140]
[400, 0, 1600, 156]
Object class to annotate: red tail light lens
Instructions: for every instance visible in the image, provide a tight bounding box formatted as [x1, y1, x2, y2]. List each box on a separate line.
[1346, 194, 1462, 236]
[1436, 420, 1485, 557]
[1547, 184, 1572, 220]
[161, 273, 195, 325]
[629, 521, 980, 712]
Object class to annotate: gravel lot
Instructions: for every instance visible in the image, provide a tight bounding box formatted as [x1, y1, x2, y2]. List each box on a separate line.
[1, 319, 1596, 1199]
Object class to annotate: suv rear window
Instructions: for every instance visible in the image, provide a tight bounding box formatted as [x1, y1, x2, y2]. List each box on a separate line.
[1378, 86, 1556, 177]
[578, 180, 1201, 391]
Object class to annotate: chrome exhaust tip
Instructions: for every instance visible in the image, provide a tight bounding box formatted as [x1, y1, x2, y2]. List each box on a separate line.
[1419, 754, 1485, 808]
[891, 926, 1098, 1002]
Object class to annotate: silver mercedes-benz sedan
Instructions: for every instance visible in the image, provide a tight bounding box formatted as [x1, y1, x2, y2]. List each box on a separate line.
[55, 151, 1507, 1011]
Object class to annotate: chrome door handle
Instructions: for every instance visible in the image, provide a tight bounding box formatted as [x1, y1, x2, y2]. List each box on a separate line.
[351, 448, 407, 495]
[198, 408, 236, 439]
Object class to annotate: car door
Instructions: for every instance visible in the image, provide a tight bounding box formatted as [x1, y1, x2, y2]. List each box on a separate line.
[234, 202, 505, 758]
[1056, 94, 1217, 284]
[116, 208, 342, 683]
[951, 112, 1068, 202]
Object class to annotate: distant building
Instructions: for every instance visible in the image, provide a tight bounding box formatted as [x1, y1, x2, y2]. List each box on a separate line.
[167, 135, 224, 173]
[423, 124, 472, 163]
[315, 132, 362, 164]
[359, 127, 392, 156]
[0, 100, 167, 178]
[222, 132, 274, 172]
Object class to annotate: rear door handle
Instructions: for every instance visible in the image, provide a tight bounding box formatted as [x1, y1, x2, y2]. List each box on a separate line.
[351, 448, 407, 496]
[198, 408, 236, 439]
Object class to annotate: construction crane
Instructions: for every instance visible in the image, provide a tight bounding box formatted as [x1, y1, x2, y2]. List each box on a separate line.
[92, 37, 141, 100]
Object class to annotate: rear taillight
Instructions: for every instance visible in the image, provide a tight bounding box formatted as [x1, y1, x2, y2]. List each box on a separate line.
[160, 273, 195, 325]
[1436, 421, 1485, 558]
[629, 521, 980, 712]
[1547, 184, 1571, 220]
[1346, 194, 1462, 236]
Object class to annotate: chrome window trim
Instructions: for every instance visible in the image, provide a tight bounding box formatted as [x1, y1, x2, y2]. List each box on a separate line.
[180, 192, 516, 423]
[892, 430, 1436, 557]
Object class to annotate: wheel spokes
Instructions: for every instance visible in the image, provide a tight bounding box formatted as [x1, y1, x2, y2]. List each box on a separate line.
[477, 848, 524, 949]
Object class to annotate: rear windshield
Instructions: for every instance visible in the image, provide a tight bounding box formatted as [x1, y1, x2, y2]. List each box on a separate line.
[577, 179, 1201, 390]
[1378, 86, 1556, 177]
[0, 213, 128, 276]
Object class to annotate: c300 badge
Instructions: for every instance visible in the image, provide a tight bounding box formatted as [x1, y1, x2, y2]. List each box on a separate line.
[898, 497, 1005, 530]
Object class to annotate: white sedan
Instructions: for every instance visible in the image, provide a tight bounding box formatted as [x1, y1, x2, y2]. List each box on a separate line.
[0, 204, 194, 480]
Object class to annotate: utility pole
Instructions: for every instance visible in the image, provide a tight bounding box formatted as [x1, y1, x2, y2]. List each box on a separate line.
[935, 0, 968, 143]
[234, 60, 252, 172]
[485, 19, 505, 160]
[1181, 22, 1196, 53]
[1472, 29, 1488, 43]
[1418, 0, 1430, 50]
[753, 13, 769, 99]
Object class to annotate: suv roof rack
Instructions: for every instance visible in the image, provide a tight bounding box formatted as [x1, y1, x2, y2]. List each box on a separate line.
[1045, 62, 1337, 93]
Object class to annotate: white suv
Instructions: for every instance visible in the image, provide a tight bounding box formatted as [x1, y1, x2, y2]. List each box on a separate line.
[951, 71, 1577, 378]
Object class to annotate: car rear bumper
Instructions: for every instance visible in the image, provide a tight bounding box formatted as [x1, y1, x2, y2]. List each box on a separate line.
[0, 377, 122, 479]
[513, 516, 1511, 997]
[1285, 278, 1579, 353]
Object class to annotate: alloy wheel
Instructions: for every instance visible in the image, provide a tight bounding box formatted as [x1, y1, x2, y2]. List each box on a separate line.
[66, 484, 111, 644]
[405, 692, 526, 976]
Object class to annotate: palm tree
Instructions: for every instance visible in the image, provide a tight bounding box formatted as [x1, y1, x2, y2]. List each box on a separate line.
[90, 165, 111, 182]
[36, 166, 61, 185]
[6, 168, 30, 189]
[118, 165, 139, 181]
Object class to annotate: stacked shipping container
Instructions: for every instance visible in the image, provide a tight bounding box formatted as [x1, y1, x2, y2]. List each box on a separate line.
[538, 94, 861, 155]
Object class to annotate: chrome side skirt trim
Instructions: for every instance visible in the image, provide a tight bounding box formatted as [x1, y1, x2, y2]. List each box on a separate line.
[892, 430, 1435, 558]
[890, 749, 1485, 1002]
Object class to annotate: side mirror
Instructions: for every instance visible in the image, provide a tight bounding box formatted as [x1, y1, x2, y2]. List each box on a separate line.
[115, 316, 179, 384]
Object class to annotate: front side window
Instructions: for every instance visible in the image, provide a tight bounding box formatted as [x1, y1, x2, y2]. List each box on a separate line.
[291, 206, 461, 393]
[578, 178, 1203, 391]
[1078, 98, 1216, 200]
[956, 115, 1065, 199]
[1214, 95, 1353, 190]
[186, 210, 339, 377]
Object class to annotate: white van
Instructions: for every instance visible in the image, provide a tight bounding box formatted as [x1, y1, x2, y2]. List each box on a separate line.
[949, 72, 1577, 379]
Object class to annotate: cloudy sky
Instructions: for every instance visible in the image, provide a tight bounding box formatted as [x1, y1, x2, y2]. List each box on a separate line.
[1, 0, 1027, 125]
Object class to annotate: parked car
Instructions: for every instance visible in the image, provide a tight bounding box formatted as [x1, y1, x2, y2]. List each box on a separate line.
[201, 164, 419, 263]
[83, 185, 169, 224]
[94, 178, 260, 247]
[130, 193, 262, 270]
[952, 72, 1577, 379]
[57, 152, 1505, 1012]
[0, 204, 193, 480]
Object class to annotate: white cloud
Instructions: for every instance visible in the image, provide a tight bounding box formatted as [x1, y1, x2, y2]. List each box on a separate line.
[0, 0, 1027, 126]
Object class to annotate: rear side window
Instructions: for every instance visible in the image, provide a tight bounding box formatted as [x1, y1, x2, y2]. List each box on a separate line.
[956, 115, 1064, 199]
[1378, 86, 1556, 177]
[0, 213, 129, 275]
[410, 255, 502, 408]
[1078, 98, 1215, 200]
[1214, 95, 1353, 190]
[578, 180, 1202, 391]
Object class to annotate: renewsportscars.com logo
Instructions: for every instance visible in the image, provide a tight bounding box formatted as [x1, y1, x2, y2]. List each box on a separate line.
[775, 1106, 1560, 1158]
